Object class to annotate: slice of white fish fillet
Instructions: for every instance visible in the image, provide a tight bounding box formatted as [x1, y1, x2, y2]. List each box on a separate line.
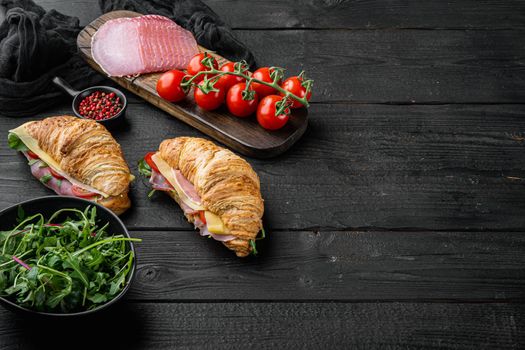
[91, 15, 199, 77]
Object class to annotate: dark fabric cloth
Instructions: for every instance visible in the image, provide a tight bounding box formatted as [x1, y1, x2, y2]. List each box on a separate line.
[0, 0, 103, 117]
[0, 0, 255, 118]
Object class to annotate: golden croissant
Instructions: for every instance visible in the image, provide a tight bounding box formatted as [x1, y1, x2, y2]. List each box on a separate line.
[140, 137, 265, 257]
[8, 116, 133, 215]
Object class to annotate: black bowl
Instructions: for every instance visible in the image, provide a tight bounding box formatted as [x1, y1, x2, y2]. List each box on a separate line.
[0, 196, 136, 317]
[52, 77, 127, 128]
[72, 85, 127, 128]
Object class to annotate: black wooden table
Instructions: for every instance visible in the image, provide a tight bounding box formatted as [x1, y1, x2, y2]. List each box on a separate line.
[1, 1, 524, 349]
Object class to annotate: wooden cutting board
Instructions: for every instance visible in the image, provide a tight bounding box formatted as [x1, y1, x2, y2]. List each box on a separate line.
[77, 11, 308, 158]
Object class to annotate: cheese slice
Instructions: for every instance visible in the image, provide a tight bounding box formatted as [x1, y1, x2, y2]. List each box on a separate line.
[9, 125, 110, 198]
[151, 153, 232, 234]
[151, 153, 204, 211]
[204, 211, 230, 235]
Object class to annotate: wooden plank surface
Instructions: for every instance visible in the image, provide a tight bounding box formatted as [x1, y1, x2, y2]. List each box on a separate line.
[234, 29, 525, 103]
[40, 2, 525, 104]
[0, 302, 523, 350]
[2, 103, 524, 231]
[124, 229, 525, 301]
[38, 0, 525, 29]
[80, 28, 525, 104]
[83, 29, 525, 104]
[203, 0, 525, 29]
[1, 0, 524, 349]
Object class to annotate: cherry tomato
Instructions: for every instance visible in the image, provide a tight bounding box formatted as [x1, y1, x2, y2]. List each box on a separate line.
[144, 152, 159, 173]
[194, 82, 226, 111]
[256, 95, 290, 130]
[280, 76, 312, 108]
[215, 62, 245, 90]
[156, 69, 188, 102]
[187, 53, 218, 83]
[49, 167, 65, 180]
[199, 211, 207, 225]
[226, 83, 259, 118]
[252, 67, 281, 98]
[71, 185, 96, 198]
[27, 150, 39, 159]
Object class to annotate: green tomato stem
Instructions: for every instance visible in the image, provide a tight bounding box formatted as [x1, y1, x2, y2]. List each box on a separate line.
[72, 237, 142, 257]
[181, 68, 311, 108]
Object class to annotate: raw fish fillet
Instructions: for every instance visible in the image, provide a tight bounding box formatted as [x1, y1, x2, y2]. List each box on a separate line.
[91, 15, 199, 77]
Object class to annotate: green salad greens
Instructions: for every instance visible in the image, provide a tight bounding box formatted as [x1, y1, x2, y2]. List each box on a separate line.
[138, 158, 152, 178]
[7, 133, 28, 152]
[0, 206, 141, 313]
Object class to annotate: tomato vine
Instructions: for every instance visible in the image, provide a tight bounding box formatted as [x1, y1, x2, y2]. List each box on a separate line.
[180, 55, 313, 111]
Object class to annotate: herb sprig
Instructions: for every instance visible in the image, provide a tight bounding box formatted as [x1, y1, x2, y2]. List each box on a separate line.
[0, 206, 141, 313]
[138, 158, 152, 177]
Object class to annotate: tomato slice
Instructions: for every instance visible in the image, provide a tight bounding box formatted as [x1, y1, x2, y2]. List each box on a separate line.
[49, 167, 65, 180]
[144, 152, 159, 173]
[199, 211, 207, 225]
[27, 150, 39, 159]
[71, 185, 96, 199]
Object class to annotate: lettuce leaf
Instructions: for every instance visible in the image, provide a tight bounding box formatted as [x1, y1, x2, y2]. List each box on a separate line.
[8, 133, 28, 151]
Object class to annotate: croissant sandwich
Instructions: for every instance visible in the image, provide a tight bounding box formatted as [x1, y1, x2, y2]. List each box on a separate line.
[139, 137, 265, 257]
[8, 116, 133, 215]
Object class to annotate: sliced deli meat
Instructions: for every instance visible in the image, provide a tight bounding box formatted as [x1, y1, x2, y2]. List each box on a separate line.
[173, 169, 201, 203]
[148, 160, 235, 242]
[92, 15, 199, 77]
[150, 168, 174, 192]
[28, 155, 75, 197]
[25, 153, 97, 199]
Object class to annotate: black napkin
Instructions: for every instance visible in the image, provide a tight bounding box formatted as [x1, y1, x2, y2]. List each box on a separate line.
[0, 0, 103, 117]
[0, 0, 255, 118]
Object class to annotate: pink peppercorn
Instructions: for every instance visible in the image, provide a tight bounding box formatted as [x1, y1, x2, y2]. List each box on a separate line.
[78, 90, 123, 120]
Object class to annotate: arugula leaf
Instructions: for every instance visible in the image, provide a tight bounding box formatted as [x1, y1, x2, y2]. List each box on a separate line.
[249, 240, 258, 255]
[249, 228, 267, 255]
[64, 252, 89, 287]
[138, 158, 152, 177]
[7, 133, 28, 152]
[109, 274, 126, 296]
[0, 205, 141, 313]
[16, 206, 25, 223]
[0, 271, 6, 291]
[47, 290, 68, 309]
[39, 174, 52, 184]
[85, 250, 104, 269]
[87, 293, 108, 304]
[256, 227, 266, 240]
[34, 287, 46, 309]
